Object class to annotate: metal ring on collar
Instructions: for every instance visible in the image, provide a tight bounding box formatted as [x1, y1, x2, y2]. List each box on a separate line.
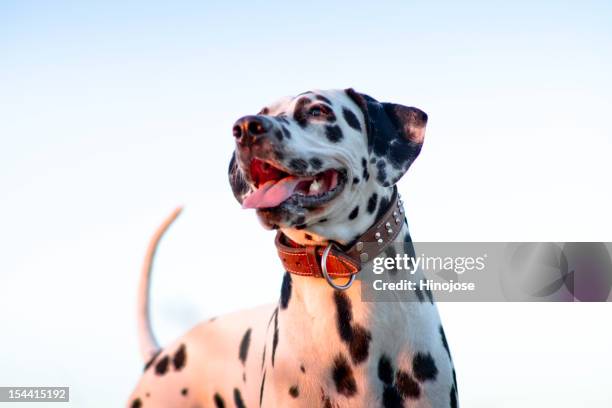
[321, 243, 356, 291]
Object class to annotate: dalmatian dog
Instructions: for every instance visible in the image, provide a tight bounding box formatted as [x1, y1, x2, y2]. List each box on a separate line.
[127, 89, 458, 408]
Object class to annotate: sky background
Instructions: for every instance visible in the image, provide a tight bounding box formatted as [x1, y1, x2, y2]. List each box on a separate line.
[1, 1, 612, 406]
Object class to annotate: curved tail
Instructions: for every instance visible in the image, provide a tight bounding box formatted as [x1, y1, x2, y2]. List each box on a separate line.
[137, 206, 183, 362]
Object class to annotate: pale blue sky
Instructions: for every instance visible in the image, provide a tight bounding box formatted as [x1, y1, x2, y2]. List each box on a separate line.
[1, 1, 611, 407]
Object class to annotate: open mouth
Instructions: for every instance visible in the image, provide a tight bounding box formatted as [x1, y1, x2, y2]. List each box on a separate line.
[242, 158, 345, 209]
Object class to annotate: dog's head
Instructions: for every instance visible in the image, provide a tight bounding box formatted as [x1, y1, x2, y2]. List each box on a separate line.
[228, 89, 427, 244]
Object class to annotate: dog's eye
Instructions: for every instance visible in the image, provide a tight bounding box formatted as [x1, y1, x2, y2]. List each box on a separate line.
[308, 106, 325, 117]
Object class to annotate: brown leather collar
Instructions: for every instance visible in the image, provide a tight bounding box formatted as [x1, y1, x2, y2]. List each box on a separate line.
[275, 191, 404, 280]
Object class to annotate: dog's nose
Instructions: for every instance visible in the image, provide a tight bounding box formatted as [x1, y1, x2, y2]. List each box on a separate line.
[232, 115, 271, 147]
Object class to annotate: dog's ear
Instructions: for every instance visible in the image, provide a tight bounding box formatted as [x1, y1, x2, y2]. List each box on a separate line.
[228, 152, 250, 204]
[345, 88, 427, 186]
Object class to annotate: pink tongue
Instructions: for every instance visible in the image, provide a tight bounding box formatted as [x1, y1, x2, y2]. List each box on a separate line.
[242, 177, 305, 209]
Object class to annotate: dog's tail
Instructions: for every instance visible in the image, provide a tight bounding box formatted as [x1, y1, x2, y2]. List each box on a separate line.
[138, 206, 183, 362]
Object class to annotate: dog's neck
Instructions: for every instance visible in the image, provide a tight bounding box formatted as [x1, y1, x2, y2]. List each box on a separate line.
[276, 216, 425, 371]
[272, 185, 437, 398]
[281, 184, 396, 246]
[276, 183, 419, 326]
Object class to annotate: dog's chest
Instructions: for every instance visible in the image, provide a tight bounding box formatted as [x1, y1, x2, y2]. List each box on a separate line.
[256, 275, 452, 407]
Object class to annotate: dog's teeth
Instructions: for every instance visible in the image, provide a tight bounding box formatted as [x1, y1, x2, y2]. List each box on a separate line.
[309, 179, 323, 195]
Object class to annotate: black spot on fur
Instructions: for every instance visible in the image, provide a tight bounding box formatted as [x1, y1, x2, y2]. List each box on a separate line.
[294, 215, 306, 225]
[332, 354, 357, 397]
[315, 94, 333, 104]
[347, 91, 425, 176]
[414, 285, 425, 302]
[413, 352, 438, 382]
[274, 129, 283, 141]
[259, 107, 269, 115]
[280, 272, 292, 309]
[367, 193, 378, 214]
[261, 344, 266, 369]
[322, 395, 333, 408]
[289, 159, 308, 172]
[348, 206, 359, 220]
[376, 159, 388, 185]
[396, 370, 421, 399]
[376, 195, 391, 221]
[384, 246, 399, 275]
[272, 309, 279, 366]
[403, 231, 416, 258]
[325, 125, 343, 142]
[362, 158, 370, 181]
[289, 385, 299, 398]
[268, 307, 278, 328]
[131, 398, 142, 408]
[379, 354, 421, 406]
[424, 282, 434, 304]
[300, 364, 306, 373]
[239, 328, 252, 365]
[440, 326, 451, 359]
[234, 388, 246, 408]
[450, 385, 458, 408]
[274, 149, 285, 161]
[181, 388, 188, 396]
[293, 96, 310, 127]
[343, 107, 361, 131]
[333, 291, 353, 343]
[382, 386, 403, 408]
[295, 224, 307, 230]
[352, 177, 359, 184]
[309, 157, 323, 170]
[319, 218, 328, 223]
[154, 355, 169, 375]
[378, 354, 394, 385]
[173, 344, 187, 371]
[349, 324, 372, 363]
[304, 233, 313, 240]
[281, 125, 292, 139]
[259, 371, 266, 406]
[143, 349, 161, 371]
[333, 291, 371, 363]
[214, 393, 225, 408]
[384, 243, 398, 258]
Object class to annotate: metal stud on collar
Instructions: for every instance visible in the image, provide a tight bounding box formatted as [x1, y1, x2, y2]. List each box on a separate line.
[321, 243, 356, 291]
